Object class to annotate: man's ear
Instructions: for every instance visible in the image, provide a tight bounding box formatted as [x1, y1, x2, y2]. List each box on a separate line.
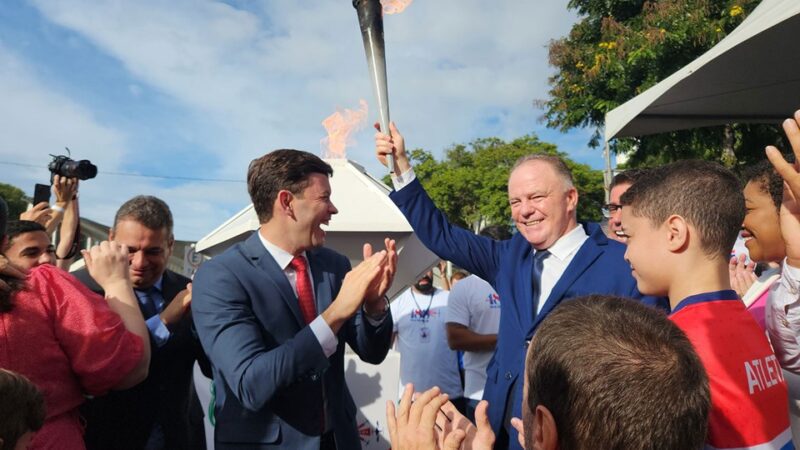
[533, 405, 558, 450]
[108, 229, 114, 241]
[665, 214, 690, 253]
[277, 190, 295, 218]
[565, 187, 579, 213]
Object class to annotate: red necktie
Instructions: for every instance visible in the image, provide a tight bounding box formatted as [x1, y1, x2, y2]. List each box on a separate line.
[290, 255, 317, 324]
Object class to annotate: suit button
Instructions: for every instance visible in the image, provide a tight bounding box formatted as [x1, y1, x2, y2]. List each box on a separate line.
[310, 373, 319, 381]
[505, 372, 512, 380]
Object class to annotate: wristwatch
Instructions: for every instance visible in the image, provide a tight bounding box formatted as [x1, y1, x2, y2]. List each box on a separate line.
[364, 295, 390, 320]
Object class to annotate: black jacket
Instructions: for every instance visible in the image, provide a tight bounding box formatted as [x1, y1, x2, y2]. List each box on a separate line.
[75, 268, 209, 450]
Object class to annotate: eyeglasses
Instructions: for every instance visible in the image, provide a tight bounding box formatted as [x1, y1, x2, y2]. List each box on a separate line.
[601, 203, 623, 219]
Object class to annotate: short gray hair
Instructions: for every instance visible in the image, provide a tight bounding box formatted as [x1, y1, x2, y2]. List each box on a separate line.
[511, 154, 574, 190]
[113, 195, 174, 237]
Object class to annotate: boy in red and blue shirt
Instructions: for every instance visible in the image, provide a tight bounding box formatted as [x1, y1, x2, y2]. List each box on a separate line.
[620, 160, 793, 449]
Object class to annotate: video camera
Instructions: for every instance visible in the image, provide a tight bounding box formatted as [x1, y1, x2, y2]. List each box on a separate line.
[48, 148, 97, 183]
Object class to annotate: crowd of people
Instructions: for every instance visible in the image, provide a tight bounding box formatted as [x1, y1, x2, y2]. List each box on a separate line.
[3, 110, 800, 450]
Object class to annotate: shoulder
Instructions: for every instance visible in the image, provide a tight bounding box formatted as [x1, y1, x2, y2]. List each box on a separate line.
[28, 264, 80, 289]
[25, 265, 104, 310]
[197, 241, 249, 273]
[164, 269, 190, 287]
[162, 270, 191, 301]
[70, 267, 102, 292]
[392, 289, 413, 306]
[434, 288, 450, 302]
[580, 222, 627, 260]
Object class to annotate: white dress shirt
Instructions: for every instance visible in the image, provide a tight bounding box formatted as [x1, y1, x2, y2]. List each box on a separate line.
[258, 232, 338, 358]
[535, 224, 588, 313]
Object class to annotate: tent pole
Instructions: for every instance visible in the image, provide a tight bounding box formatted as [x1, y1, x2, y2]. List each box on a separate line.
[603, 137, 612, 203]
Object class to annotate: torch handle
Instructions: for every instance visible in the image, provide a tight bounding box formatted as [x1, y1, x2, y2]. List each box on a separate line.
[355, 0, 394, 174]
[377, 117, 395, 173]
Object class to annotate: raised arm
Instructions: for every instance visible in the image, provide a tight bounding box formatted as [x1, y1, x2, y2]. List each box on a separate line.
[375, 122, 503, 282]
[765, 109, 800, 372]
[83, 241, 151, 388]
[56, 179, 79, 270]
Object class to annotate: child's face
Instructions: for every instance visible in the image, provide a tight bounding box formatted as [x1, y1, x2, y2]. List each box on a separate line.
[621, 209, 671, 296]
[742, 180, 784, 262]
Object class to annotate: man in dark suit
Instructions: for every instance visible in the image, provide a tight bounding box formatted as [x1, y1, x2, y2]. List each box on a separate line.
[75, 195, 207, 450]
[192, 149, 397, 450]
[375, 123, 665, 450]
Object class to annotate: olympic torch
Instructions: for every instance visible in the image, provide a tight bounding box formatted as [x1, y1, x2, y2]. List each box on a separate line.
[353, 0, 394, 172]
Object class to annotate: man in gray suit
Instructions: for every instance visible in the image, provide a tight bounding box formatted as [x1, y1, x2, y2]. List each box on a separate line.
[192, 149, 397, 449]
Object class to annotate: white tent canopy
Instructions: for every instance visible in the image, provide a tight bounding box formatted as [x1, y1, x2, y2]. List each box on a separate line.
[605, 0, 800, 141]
[195, 159, 439, 300]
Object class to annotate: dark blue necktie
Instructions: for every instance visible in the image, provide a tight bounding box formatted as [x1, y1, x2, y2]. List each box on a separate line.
[532, 250, 549, 316]
[136, 287, 159, 319]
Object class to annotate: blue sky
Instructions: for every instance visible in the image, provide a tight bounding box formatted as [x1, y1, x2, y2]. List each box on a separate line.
[0, 0, 600, 240]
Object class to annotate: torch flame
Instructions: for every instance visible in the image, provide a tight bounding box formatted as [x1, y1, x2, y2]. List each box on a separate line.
[321, 100, 369, 159]
[381, 0, 413, 14]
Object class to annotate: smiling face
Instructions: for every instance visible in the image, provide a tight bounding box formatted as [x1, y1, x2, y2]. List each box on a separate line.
[607, 182, 632, 243]
[4, 231, 55, 272]
[621, 209, 671, 297]
[508, 160, 578, 250]
[110, 219, 173, 289]
[288, 173, 338, 252]
[742, 180, 784, 263]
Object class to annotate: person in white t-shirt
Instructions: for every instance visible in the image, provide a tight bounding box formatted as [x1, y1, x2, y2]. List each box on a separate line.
[446, 274, 500, 421]
[391, 271, 464, 412]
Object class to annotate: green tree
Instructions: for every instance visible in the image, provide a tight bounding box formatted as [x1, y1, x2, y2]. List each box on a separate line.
[540, 0, 783, 169]
[384, 135, 605, 229]
[0, 182, 29, 220]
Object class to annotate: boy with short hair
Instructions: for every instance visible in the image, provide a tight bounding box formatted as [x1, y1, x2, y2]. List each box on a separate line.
[620, 159, 792, 449]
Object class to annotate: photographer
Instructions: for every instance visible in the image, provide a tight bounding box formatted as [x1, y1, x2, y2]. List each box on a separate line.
[19, 175, 81, 270]
[0, 195, 151, 449]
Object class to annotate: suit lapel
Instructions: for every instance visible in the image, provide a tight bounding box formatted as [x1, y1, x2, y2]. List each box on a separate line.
[307, 251, 333, 317]
[160, 270, 182, 304]
[515, 248, 535, 333]
[532, 225, 604, 332]
[242, 232, 306, 327]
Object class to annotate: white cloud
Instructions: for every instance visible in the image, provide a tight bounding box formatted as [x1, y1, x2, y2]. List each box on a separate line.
[0, 42, 247, 238]
[12, 0, 583, 239]
[29, 0, 578, 164]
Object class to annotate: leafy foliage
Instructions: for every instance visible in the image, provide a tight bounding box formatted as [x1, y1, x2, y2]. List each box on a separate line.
[540, 0, 783, 168]
[385, 135, 605, 229]
[0, 183, 29, 221]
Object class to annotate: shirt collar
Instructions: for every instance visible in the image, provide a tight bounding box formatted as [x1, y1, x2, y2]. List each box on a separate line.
[671, 290, 739, 314]
[135, 275, 163, 295]
[545, 224, 588, 261]
[257, 231, 306, 270]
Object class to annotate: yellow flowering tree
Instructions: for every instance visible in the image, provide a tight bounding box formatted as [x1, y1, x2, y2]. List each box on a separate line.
[540, 0, 780, 168]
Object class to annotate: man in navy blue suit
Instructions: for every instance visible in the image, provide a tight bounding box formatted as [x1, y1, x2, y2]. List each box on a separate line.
[375, 123, 663, 450]
[192, 149, 397, 450]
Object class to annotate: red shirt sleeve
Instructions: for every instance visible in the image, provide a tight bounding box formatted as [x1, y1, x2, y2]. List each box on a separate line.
[28, 265, 144, 395]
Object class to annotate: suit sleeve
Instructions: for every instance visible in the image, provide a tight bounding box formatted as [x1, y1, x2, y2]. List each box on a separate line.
[390, 178, 502, 283]
[192, 260, 331, 412]
[336, 255, 393, 364]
